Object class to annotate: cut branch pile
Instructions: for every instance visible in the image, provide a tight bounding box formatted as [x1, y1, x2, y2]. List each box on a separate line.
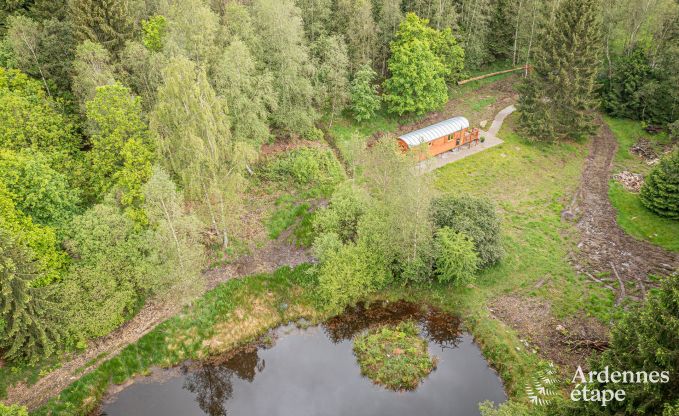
[630, 138, 658, 163]
[613, 171, 644, 192]
[555, 325, 609, 352]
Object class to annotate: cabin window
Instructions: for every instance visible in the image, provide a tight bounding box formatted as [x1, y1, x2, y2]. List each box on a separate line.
[446, 135, 454, 142]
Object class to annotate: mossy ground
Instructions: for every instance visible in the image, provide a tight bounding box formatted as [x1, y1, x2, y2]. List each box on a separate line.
[353, 321, 436, 391]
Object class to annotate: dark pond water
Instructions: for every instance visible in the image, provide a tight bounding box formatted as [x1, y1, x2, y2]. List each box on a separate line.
[101, 301, 506, 416]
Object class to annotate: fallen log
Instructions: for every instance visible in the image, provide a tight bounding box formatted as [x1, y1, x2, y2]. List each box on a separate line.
[457, 66, 529, 85]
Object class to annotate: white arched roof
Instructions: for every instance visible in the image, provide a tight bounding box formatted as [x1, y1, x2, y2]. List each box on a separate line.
[398, 116, 470, 147]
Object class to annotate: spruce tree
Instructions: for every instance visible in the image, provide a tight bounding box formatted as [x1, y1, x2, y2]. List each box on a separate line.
[0, 231, 61, 363]
[517, 0, 602, 141]
[68, 0, 139, 52]
[640, 150, 679, 219]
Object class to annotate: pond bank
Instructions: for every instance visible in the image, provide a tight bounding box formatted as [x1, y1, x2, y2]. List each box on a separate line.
[100, 301, 505, 416]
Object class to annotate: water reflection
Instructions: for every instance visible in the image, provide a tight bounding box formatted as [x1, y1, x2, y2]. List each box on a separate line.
[183, 347, 266, 416]
[322, 300, 461, 349]
[102, 301, 504, 416]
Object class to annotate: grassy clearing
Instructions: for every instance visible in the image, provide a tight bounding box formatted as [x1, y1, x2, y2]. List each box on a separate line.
[385, 113, 617, 397]
[609, 181, 679, 251]
[604, 117, 678, 252]
[470, 96, 498, 112]
[33, 265, 327, 416]
[435, 114, 615, 321]
[266, 195, 311, 239]
[353, 321, 435, 391]
[605, 117, 670, 175]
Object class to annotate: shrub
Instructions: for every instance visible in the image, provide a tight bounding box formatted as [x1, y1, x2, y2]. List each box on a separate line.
[640, 150, 679, 219]
[0, 403, 28, 416]
[317, 242, 389, 312]
[353, 321, 436, 390]
[430, 195, 503, 268]
[313, 181, 369, 243]
[311, 232, 342, 263]
[434, 227, 479, 285]
[262, 147, 345, 192]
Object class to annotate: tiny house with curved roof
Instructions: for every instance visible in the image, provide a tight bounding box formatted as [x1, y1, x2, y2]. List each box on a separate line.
[397, 116, 480, 160]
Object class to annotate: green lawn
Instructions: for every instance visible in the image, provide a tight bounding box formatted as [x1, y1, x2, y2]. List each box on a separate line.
[373, 114, 617, 398]
[604, 117, 678, 252]
[609, 181, 679, 251]
[433, 114, 615, 321]
[605, 117, 670, 175]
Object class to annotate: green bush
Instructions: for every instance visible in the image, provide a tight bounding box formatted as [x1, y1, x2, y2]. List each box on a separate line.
[311, 232, 343, 263]
[0, 403, 28, 416]
[313, 181, 369, 243]
[430, 195, 503, 268]
[434, 227, 479, 285]
[261, 147, 345, 192]
[317, 242, 389, 312]
[640, 150, 679, 219]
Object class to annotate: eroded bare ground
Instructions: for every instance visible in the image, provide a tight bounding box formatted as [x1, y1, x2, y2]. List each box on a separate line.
[564, 120, 679, 302]
[489, 296, 608, 376]
[5, 236, 312, 410]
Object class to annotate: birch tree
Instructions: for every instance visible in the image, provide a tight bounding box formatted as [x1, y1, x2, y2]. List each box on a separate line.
[151, 56, 252, 246]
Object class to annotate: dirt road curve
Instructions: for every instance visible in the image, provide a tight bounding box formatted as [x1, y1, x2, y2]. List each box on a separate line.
[566, 120, 678, 300]
[4, 239, 312, 410]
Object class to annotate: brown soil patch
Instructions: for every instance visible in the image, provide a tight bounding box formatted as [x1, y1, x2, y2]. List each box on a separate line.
[489, 295, 608, 375]
[259, 137, 326, 157]
[563, 120, 679, 302]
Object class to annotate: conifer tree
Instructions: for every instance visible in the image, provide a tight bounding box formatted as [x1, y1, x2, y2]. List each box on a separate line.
[0, 231, 61, 363]
[67, 0, 140, 53]
[640, 150, 679, 219]
[517, 0, 602, 141]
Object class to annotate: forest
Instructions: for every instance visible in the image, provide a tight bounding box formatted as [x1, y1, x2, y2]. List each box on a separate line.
[0, 0, 678, 415]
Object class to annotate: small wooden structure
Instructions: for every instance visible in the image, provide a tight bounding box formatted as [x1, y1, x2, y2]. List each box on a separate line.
[397, 116, 480, 160]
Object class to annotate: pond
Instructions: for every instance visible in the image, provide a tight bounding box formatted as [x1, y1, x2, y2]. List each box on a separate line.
[100, 300, 506, 416]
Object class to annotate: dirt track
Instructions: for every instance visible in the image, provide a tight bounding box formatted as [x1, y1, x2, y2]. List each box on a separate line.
[4, 239, 312, 411]
[565, 120, 679, 301]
